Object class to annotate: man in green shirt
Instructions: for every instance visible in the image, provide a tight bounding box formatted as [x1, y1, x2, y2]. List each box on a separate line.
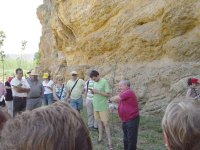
[90, 70, 113, 150]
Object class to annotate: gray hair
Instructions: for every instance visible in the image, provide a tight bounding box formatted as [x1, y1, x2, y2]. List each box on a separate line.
[120, 80, 131, 87]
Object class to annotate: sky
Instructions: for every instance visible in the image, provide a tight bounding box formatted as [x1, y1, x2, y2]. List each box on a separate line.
[0, 0, 43, 54]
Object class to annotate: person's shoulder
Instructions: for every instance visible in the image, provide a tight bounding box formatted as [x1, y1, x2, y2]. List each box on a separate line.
[10, 77, 17, 83]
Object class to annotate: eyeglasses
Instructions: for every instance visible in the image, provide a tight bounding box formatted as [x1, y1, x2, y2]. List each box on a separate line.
[72, 74, 77, 76]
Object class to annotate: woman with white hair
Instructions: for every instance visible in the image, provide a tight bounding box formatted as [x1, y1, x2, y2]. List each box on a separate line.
[162, 98, 200, 150]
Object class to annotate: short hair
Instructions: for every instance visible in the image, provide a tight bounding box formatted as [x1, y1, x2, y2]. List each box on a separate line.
[56, 75, 64, 82]
[187, 78, 192, 86]
[89, 70, 99, 78]
[0, 102, 92, 150]
[162, 98, 200, 150]
[120, 80, 131, 87]
[15, 68, 23, 74]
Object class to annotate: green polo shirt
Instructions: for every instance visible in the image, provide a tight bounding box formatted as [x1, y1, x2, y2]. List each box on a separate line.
[93, 78, 111, 111]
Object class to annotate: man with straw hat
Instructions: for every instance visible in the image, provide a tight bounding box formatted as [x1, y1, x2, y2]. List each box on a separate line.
[26, 70, 44, 110]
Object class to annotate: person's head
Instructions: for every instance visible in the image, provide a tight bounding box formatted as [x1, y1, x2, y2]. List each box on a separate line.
[119, 80, 131, 92]
[0, 102, 92, 150]
[89, 70, 100, 82]
[42, 73, 50, 81]
[187, 78, 199, 87]
[71, 71, 78, 80]
[27, 69, 33, 77]
[15, 68, 23, 79]
[30, 70, 39, 80]
[162, 98, 200, 150]
[56, 75, 64, 85]
[7, 76, 13, 83]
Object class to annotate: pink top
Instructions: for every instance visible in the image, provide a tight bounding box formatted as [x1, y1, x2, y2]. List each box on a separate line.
[118, 88, 139, 122]
[0, 82, 6, 96]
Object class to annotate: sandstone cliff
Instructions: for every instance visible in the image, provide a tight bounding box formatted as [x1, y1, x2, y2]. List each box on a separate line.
[37, 0, 200, 115]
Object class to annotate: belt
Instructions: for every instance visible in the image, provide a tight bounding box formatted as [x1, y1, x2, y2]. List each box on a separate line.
[29, 97, 40, 99]
[13, 96, 26, 100]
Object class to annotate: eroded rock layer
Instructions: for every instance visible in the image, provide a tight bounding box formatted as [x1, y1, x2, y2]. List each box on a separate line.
[37, 0, 200, 114]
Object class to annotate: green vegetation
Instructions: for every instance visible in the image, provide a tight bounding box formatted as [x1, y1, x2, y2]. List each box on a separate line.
[0, 57, 36, 80]
[81, 109, 166, 150]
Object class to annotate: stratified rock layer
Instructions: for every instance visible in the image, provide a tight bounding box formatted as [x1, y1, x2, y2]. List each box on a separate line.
[37, 0, 200, 114]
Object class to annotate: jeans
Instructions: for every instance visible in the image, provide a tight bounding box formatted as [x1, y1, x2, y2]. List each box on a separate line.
[122, 116, 140, 150]
[70, 96, 83, 112]
[43, 93, 53, 105]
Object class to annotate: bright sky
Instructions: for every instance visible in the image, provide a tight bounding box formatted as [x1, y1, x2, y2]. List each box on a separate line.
[0, 0, 43, 54]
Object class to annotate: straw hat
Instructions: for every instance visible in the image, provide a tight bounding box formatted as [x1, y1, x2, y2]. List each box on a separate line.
[30, 70, 39, 76]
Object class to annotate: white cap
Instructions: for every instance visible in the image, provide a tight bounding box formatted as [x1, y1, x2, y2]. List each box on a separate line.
[71, 71, 78, 75]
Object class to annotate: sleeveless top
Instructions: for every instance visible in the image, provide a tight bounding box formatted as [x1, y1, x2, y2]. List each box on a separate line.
[54, 84, 67, 101]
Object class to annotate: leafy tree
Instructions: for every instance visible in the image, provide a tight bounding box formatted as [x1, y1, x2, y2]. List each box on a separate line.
[0, 31, 6, 82]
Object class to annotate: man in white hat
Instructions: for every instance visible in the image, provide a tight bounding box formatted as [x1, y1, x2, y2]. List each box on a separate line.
[67, 71, 85, 113]
[26, 70, 44, 110]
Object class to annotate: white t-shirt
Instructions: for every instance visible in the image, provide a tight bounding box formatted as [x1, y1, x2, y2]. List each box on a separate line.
[11, 77, 30, 97]
[42, 80, 54, 94]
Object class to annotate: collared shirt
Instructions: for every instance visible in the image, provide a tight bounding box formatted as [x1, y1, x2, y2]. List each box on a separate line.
[27, 78, 43, 98]
[118, 88, 139, 122]
[11, 77, 30, 97]
[0, 82, 6, 96]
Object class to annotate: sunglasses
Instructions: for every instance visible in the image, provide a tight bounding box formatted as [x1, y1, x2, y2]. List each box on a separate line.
[72, 74, 77, 76]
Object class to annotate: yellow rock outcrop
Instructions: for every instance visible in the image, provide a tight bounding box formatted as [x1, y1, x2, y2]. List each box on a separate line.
[37, 0, 200, 114]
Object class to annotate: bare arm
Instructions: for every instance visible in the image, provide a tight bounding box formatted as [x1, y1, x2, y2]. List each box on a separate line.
[92, 89, 111, 97]
[13, 86, 30, 93]
[53, 86, 59, 101]
[110, 95, 121, 103]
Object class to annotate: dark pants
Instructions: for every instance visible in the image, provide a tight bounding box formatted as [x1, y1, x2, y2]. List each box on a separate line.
[122, 116, 140, 150]
[13, 97, 27, 117]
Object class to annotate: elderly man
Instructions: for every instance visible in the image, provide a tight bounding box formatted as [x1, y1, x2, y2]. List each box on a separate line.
[110, 80, 139, 150]
[11, 68, 30, 117]
[67, 71, 85, 113]
[26, 70, 43, 110]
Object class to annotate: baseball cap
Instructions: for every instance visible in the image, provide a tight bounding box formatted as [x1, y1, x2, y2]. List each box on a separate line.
[71, 71, 78, 75]
[191, 78, 199, 84]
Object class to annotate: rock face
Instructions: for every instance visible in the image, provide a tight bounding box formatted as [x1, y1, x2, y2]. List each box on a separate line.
[37, 0, 200, 115]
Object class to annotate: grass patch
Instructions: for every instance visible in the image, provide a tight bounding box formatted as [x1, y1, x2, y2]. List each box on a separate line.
[81, 108, 166, 150]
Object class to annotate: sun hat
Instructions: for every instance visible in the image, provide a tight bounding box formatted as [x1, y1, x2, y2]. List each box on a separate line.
[71, 71, 78, 75]
[42, 73, 49, 79]
[30, 70, 39, 76]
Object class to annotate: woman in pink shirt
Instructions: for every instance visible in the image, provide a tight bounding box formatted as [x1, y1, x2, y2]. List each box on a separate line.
[111, 80, 139, 150]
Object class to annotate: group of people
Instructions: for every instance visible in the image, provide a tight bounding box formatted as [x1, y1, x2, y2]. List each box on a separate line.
[1, 67, 200, 150]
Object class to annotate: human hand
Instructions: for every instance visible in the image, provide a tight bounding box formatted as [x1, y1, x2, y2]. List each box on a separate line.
[91, 89, 99, 94]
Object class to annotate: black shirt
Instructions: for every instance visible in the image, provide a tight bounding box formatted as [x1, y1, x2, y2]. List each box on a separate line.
[5, 81, 13, 101]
